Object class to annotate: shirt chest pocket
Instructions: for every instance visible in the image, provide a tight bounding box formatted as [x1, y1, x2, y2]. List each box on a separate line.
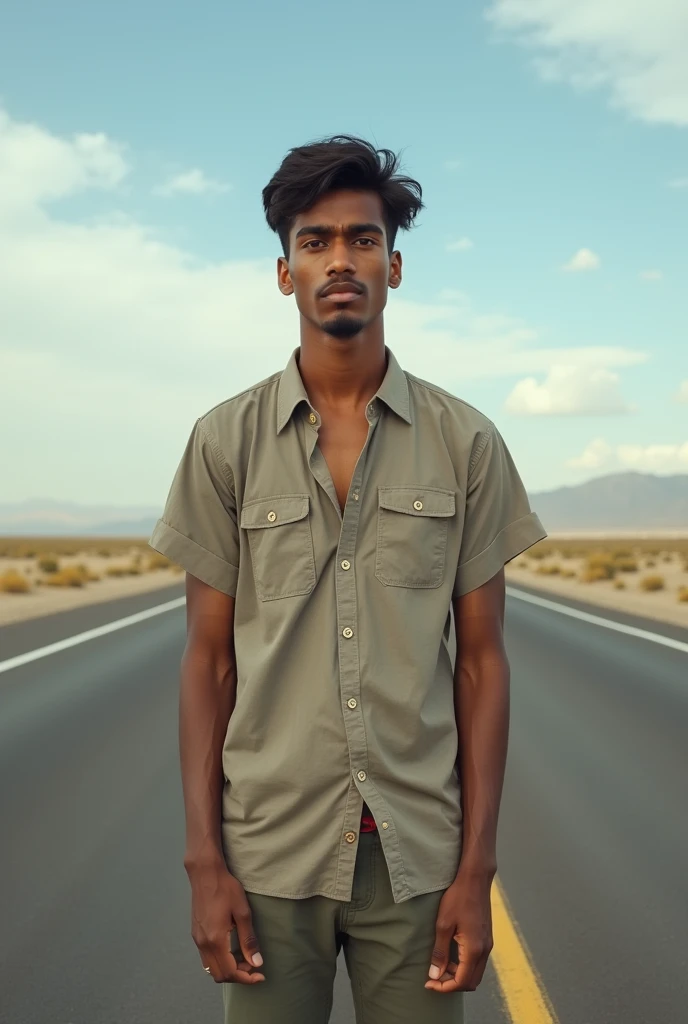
[375, 486, 456, 588]
[240, 494, 316, 601]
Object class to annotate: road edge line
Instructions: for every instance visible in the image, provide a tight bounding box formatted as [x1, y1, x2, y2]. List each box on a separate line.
[506, 586, 688, 654]
[491, 875, 560, 1024]
[0, 596, 187, 675]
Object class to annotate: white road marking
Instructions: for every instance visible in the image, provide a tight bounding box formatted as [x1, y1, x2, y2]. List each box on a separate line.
[0, 597, 186, 675]
[506, 586, 688, 654]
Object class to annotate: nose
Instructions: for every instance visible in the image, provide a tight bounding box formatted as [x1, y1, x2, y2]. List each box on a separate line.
[326, 237, 357, 276]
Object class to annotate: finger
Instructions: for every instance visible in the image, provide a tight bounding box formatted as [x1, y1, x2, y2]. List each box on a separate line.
[428, 922, 453, 981]
[425, 959, 459, 992]
[233, 901, 264, 970]
[202, 946, 265, 985]
[425, 952, 486, 993]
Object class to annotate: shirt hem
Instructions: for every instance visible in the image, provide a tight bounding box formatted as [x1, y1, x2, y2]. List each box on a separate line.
[453, 510, 547, 598]
[149, 518, 239, 596]
[240, 877, 457, 903]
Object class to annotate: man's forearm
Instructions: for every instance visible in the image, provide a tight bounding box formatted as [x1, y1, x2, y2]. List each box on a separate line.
[179, 647, 236, 873]
[454, 651, 510, 878]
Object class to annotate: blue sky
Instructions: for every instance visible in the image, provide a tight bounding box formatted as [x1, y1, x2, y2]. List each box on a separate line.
[1, 0, 686, 506]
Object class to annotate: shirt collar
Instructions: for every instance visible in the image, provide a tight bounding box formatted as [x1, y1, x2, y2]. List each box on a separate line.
[276, 346, 412, 434]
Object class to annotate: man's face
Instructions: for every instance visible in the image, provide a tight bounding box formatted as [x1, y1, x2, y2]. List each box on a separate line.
[277, 189, 402, 341]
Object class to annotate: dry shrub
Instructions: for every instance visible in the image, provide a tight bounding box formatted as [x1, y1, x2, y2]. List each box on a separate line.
[536, 563, 561, 575]
[562, 569, 577, 578]
[106, 565, 129, 577]
[147, 552, 171, 571]
[662, 554, 673, 563]
[639, 574, 664, 592]
[678, 587, 688, 603]
[584, 554, 616, 581]
[613, 579, 626, 590]
[44, 566, 89, 588]
[38, 556, 60, 574]
[581, 565, 611, 583]
[614, 558, 638, 573]
[646, 559, 656, 568]
[0, 569, 32, 593]
[98, 549, 112, 558]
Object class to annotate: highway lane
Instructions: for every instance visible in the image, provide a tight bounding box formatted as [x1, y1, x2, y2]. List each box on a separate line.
[1, 583, 686, 1023]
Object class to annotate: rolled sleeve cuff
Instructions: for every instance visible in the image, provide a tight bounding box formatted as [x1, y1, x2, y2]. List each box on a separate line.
[452, 511, 547, 598]
[149, 519, 239, 597]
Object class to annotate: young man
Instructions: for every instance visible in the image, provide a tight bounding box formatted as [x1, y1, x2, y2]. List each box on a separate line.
[150, 134, 547, 1024]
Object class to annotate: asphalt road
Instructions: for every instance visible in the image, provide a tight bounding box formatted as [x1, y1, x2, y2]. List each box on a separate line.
[1, 582, 686, 1024]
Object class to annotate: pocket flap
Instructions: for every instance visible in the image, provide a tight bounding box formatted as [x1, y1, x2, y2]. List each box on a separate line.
[240, 494, 310, 530]
[378, 487, 455, 518]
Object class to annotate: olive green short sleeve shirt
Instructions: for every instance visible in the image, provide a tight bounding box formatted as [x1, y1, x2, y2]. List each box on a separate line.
[150, 347, 547, 904]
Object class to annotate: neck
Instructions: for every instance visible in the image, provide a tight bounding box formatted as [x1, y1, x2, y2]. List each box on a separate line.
[297, 335, 387, 411]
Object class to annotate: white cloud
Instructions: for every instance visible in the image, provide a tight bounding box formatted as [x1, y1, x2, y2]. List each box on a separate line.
[676, 380, 688, 403]
[0, 105, 648, 502]
[488, 0, 688, 127]
[568, 438, 614, 469]
[568, 438, 688, 472]
[446, 237, 474, 252]
[639, 269, 662, 280]
[563, 248, 601, 272]
[153, 168, 231, 197]
[504, 365, 635, 416]
[0, 107, 129, 218]
[668, 176, 688, 188]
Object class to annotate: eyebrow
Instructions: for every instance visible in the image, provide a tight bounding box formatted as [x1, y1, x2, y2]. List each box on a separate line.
[294, 222, 385, 240]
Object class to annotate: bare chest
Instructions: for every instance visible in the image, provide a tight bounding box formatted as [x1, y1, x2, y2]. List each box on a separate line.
[317, 416, 370, 513]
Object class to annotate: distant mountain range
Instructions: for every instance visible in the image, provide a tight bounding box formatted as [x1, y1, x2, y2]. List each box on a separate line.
[1, 472, 687, 536]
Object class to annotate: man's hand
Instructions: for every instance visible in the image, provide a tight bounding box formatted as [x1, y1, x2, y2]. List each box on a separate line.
[188, 861, 265, 984]
[425, 870, 494, 993]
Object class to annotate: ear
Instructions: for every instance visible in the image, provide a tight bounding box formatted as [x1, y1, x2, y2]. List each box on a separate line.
[388, 250, 403, 290]
[277, 256, 294, 296]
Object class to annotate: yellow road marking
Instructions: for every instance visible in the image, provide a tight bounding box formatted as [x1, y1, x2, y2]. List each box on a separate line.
[490, 876, 560, 1023]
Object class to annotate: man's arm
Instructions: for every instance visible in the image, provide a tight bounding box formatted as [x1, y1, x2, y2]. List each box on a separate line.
[181, 572, 265, 985]
[453, 566, 509, 878]
[426, 567, 508, 993]
[181, 572, 237, 871]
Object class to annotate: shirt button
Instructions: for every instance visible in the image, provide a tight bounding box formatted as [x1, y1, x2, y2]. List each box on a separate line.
[308, 412, 317, 424]
[353, 492, 359, 501]
[344, 831, 357, 844]
[357, 770, 367, 782]
[341, 559, 351, 570]
[347, 698, 357, 709]
[413, 500, 423, 511]
[382, 821, 389, 829]
[342, 627, 354, 639]
[267, 511, 277, 522]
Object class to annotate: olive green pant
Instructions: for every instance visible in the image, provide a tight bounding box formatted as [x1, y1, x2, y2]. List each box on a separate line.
[223, 831, 464, 1023]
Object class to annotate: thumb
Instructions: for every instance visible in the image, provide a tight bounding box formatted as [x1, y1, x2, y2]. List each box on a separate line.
[429, 919, 453, 980]
[233, 899, 263, 969]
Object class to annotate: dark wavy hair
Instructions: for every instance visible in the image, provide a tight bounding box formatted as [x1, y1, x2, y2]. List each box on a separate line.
[262, 134, 424, 259]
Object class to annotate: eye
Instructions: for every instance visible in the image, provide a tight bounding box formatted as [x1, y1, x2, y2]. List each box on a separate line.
[303, 240, 324, 249]
[355, 237, 375, 246]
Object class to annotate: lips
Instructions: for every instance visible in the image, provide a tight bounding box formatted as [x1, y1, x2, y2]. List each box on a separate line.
[321, 282, 363, 300]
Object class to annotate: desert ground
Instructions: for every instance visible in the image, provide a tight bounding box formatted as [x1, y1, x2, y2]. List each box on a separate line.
[1, 536, 687, 630]
[0, 539, 184, 626]
[505, 536, 688, 630]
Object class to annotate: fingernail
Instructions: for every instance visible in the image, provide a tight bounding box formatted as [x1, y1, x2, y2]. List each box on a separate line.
[428, 965, 440, 980]
[252, 953, 263, 967]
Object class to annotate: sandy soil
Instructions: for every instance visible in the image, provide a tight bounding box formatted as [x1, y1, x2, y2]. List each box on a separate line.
[0, 551, 184, 627]
[506, 552, 688, 630]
